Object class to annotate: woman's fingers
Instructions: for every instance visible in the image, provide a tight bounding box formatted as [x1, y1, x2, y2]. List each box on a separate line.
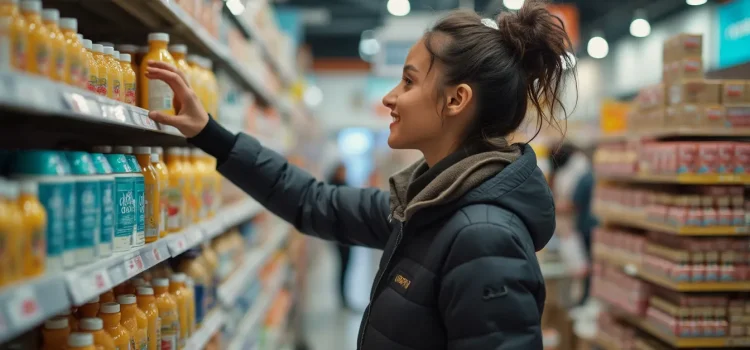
[145, 67, 192, 101]
[146, 61, 190, 87]
[147, 110, 176, 125]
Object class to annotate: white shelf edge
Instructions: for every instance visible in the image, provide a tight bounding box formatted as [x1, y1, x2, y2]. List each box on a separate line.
[185, 309, 226, 350]
[0, 274, 71, 344]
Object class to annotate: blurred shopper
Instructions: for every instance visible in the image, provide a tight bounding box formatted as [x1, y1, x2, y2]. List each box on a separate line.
[147, 1, 574, 347]
[327, 163, 354, 310]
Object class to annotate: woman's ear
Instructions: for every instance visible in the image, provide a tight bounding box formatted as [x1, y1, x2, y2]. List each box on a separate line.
[444, 83, 473, 118]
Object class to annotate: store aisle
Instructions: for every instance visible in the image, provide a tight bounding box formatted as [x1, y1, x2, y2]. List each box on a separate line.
[301, 242, 378, 350]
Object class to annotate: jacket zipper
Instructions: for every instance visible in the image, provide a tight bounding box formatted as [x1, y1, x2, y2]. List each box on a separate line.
[358, 215, 404, 350]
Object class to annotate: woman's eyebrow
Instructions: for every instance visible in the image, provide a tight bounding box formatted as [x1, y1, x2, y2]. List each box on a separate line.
[403, 64, 419, 73]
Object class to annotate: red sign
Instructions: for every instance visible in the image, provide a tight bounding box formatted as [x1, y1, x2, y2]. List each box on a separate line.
[547, 4, 580, 50]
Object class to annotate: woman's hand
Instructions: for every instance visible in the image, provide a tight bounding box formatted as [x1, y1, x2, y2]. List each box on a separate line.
[145, 61, 209, 138]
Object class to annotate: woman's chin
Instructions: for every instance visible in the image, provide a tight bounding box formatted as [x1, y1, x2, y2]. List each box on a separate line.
[387, 134, 407, 149]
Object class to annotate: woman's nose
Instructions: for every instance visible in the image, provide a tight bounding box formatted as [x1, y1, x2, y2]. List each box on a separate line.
[382, 90, 396, 110]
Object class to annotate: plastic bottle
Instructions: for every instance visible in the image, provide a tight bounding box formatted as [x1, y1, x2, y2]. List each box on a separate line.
[202, 58, 219, 118]
[165, 148, 185, 233]
[186, 55, 206, 111]
[96, 146, 136, 252]
[183, 277, 196, 334]
[42, 317, 70, 350]
[59, 17, 84, 87]
[19, 0, 51, 77]
[91, 44, 108, 96]
[41, 9, 66, 82]
[58, 309, 79, 331]
[78, 296, 100, 318]
[169, 273, 189, 345]
[67, 332, 96, 350]
[103, 46, 122, 101]
[56, 154, 77, 268]
[118, 294, 147, 350]
[83, 39, 97, 93]
[99, 302, 132, 350]
[177, 250, 211, 326]
[89, 151, 115, 257]
[139, 33, 175, 114]
[153, 278, 179, 350]
[190, 149, 213, 220]
[0, 0, 29, 72]
[168, 44, 192, 86]
[116, 44, 138, 73]
[120, 53, 136, 105]
[18, 180, 46, 277]
[114, 146, 145, 247]
[151, 148, 169, 238]
[179, 148, 198, 224]
[0, 181, 17, 285]
[79, 318, 116, 350]
[134, 147, 160, 243]
[136, 287, 161, 350]
[64, 151, 101, 265]
[100, 289, 115, 303]
[206, 156, 221, 217]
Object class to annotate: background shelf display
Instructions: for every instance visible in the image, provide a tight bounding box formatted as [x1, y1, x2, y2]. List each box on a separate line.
[594, 208, 750, 236]
[614, 312, 750, 348]
[598, 173, 750, 185]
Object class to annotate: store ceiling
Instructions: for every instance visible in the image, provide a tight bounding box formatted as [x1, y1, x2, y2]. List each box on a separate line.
[273, 0, 708, 58]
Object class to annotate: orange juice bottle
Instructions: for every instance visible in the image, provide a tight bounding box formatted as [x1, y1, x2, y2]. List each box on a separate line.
[153, 278, 179, 350]
[151, 148, 169, 238]
[164, 148, 185, 233]
[0, 0, 29, 72]
[0, 180, 24, 285]
[116, 44, 138, 73]
[169, 273, 189, 345]
[139, 32, 175, 113]
[42, 316, 70, 350]
[168, 44, 192, 81]
[120, 53, 136, 105]
[182, 277, 196, 335]
[136, 287, 161, 350]
[59, 17, 84, 87]
[58, 309, 79, 331]
[180, 148, 198, 224]
[19, 0, 51, 77]
[41, 9, 66, 82]
[18, 180, 46, 277]
[67, 332, 96, 350]
[134, 147, 160, 243]
[82, 39, 97, 93]
[99, 302, 132, 350]
[102, 46, 122, 101]
[118, 294, 147, 350]
[190, 150, 214, 220]
[100, 289, 116, 303]
[91, 44, 108, 96]
[78, 296, 100, 318]
[202, 59, 218, 118]
[186, 55, 206, 111]
[79, 318, 116, 350]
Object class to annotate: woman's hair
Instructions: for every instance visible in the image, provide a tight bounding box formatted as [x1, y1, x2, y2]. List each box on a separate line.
[424, 0, 575, 146]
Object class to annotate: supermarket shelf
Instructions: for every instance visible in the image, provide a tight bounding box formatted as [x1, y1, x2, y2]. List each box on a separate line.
[593, 246, 750, 292]
[217, 223, 290, 306]
[598, 173, 750, 185]
[594, 208, 749, 236]
[185, 310, 226, 350]
[227, 265, 287, 350]
[597, 127, 750, 142]
[592, 334, 621, 350]
[0, 274, 71, 344]
[615, 312, 750, 348]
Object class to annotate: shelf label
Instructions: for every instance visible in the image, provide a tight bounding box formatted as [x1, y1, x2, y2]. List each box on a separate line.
[64, 92, 94, 116]
[7, 286, 41, 326]
[93, 269, 112, 291]
[125, 255, 145, 278]
[152, 247, 162, 262]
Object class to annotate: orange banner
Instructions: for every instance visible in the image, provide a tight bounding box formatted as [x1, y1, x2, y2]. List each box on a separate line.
[547, 4, 580, 50]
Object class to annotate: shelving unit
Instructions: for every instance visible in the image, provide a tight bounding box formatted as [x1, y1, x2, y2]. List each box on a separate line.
[614, 312, 750, 348]
[594, 208, 749, 236]
[185, 310, 227, 350]
[598, 173, 750, 185]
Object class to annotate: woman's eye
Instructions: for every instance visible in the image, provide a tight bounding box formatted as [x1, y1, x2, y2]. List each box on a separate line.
[403, 77, 412, 86]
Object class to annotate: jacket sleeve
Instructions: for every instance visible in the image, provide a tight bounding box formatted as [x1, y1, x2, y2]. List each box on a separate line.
[190, 120, 393, 249]
[439, 221, 545, 350]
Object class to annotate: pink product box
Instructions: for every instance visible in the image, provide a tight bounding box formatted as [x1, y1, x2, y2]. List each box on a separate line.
[677, 143, 699, 174]
[698, 143, 720, 175]
[717, 143, 736, 174]
[735, 143, 750, 174]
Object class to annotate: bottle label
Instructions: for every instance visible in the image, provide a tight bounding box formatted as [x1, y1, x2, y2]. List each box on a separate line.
[75, 179, 100, 260]
[130, 338, 136, 350]
[54, 48, 65, 79]
[113, 176, 135, 251]
[134, 176, 145, 246]
[63, 181, 76, 265]
[70, 58, 81, 86]
[125, 82, 136, 104]
[88, 73, 98, 92]
[160, 189, 167, 233]
[36, 43, 50, 75]
[97, 76, 108, 96]
[156, 316, 162, 350]
[160, 312, 178, 350]
[100, 179, 115, 245]
[148, 79, 174, 110]
[113, 78, 122, 100]
[139, 339, 147, 350]
[12, 31, 26, 71]
[36, 182, 67, 258]
[0, 21, 10, 71]
[166, 182, 183, 230]
[144, 183, 159, 239]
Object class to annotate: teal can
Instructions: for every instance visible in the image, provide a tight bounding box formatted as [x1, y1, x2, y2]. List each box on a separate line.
[105, 153, 136, 252]
[124, 154, 146, 247]
[64, 151, 102, 265]
[90, 153, 115, 257]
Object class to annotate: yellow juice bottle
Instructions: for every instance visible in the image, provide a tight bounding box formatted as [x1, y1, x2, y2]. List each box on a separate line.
[0, 180, 24, 285]
[137, 287, 161, 350]
[203, 59, 219, 118]
[0, 0, 29, 72]
[169, 274, 189, 346]
[77, 296, 100, 319]
[67, 332, 96, 350]
[190, 150, 210, 220]
[20, 0, 51, 77]
[164, 148, 185, 233]
[91, 44, 108, 96]
[41, 9, 66, 82]
[100, 289, 116, 303]
[59, 18, 84, 87]
[151, 148, 169, 238]
[118, 294, 147, 350]
[134, 147, 160, 243]
[153, 278, 179, 350]
[58, 309, 79, 331]
[42, 316, 70, 350]
[18, 180, 45, 278]
[183, 277, 196, 335]
[139, 32, 175, 113]
[102, 46, 122, 101]
[168, 44, 192, 83]
[82, 39, 97, 93]
[186, 55, 207, 113]
[79, 318, 116, 350]
[179, 148, 198, 224]
[98, 302, 131, 350]
[120, 53, 136, 105]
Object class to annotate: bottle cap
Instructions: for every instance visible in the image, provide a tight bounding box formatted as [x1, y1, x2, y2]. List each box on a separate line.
[60, 18, 77, 31]
[85, 295, 100, 304]
[67, 333, 94, 347]
[103, 46, 114, 56]
[113, 146, 133, 154]
[170, 273, 186, 283]
[166, 147, 183, 156]
[150, 154, 159, 163]
[113, 50, 120, 60]
[204, 59, 213, 70]
[148, 32, 169, 43]
[137, 287, 154, 296]
[99, 302, 120, 314]
[186, 54, 200, 65]
[117, 44, 138, 53]
[20, 180, 37, 195]
[20, 1, 41, 13]
[133, 146, 151, 155]
[185, 277, 194, 288]
[169, 44, 187, 54]
[44, 317, 68, 330]
[92, 145, 112, 153]
[153, 146, 164, 155]
[120, 53, 131, 63]
[152, 278, 169, 287]
[82, 39, 92, 50]
[91, 44, 103, 53]
[76, 33, 83, 40]
[191, 148, 205, 157]
[42, 9, 59, 23]
[98, 42, 114, 48]
[78, 318, 103, 331]
[5, 181, 18, 200]
[116, 294, 137, 305]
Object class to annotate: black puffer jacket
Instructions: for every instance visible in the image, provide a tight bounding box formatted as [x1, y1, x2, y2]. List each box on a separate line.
[191, 119, 555, 349]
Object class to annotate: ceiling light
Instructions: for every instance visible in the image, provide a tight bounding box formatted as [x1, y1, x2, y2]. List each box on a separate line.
[503, 0, 524, 10]
[629, 10, 651, 38]
[587, 33, 609, 59]
[387, 0, 410, 17]
[686, 0, 707, 5]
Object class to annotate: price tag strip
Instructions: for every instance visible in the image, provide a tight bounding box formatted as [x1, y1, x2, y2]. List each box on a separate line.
[0, 275, 70, 343]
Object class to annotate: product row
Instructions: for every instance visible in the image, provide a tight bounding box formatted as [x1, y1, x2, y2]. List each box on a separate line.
[0, 1, 219, 116]
[0, 146, 221, 285]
